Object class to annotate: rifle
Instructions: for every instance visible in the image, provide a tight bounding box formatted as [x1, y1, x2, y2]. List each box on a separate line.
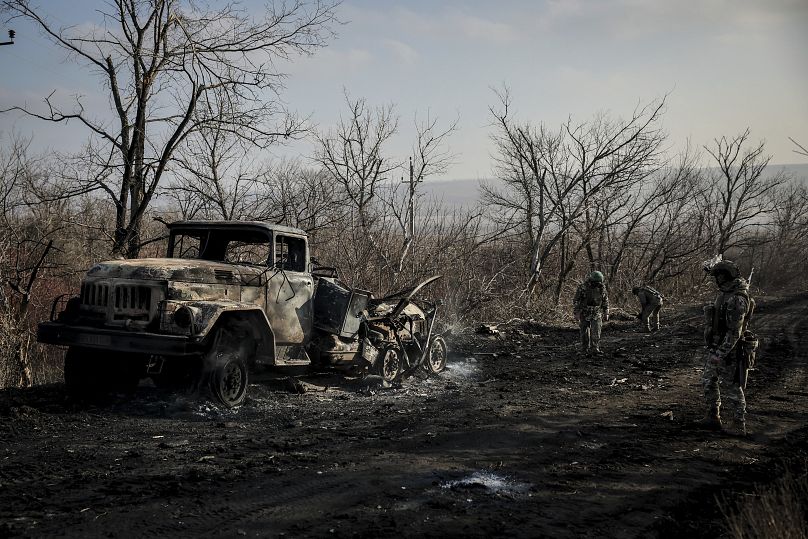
[736, 332, 759, 390]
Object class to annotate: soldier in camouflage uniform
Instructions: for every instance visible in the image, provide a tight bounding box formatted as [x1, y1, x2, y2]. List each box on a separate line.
[700, 260, 757, 436]
[632, 285, 664, 332]
[573, 271, 610, 355]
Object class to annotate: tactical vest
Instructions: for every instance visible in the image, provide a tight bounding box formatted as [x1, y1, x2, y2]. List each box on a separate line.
[644, 286, 663, 300]
[711, 289, 755, 339]
[583, 285, 604, 307]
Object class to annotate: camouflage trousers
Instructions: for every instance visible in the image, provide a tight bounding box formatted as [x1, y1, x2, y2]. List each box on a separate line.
[639, 303, 661, 331]
[579, 315, 602, 351]
[702, 356, 746, 422]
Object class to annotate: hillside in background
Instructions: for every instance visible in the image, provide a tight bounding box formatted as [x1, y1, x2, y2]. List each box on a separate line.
[424, 163, 808, 208]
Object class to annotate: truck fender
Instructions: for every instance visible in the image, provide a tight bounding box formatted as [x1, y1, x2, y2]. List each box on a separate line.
[185, 302, 276, 363]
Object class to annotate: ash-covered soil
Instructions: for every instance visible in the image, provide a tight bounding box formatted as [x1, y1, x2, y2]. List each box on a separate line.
[2, 294, 808, 538]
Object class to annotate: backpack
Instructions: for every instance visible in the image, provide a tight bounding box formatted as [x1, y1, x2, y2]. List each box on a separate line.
[645, 286, 663, 300]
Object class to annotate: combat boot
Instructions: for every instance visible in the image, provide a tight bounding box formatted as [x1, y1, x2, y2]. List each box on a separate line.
[728, 418, 747, 437]
[696, 408, 723, 431]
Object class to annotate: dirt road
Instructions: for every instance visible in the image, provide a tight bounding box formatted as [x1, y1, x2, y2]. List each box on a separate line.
[2, 294, 807, 538]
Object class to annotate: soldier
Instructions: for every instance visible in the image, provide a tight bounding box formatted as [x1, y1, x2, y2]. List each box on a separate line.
[700, 260, 757, 436]
[573, 271, 610, 355]
[632, 285, 664, 332]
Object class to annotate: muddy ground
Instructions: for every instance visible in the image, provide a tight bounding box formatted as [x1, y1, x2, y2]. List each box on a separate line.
[2, 293, 808, 538]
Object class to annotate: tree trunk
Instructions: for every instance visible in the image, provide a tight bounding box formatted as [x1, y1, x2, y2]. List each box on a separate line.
[14, 334, 33, 388]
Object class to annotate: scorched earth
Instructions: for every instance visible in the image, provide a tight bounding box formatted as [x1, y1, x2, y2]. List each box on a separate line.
[2, 293, 808, 538]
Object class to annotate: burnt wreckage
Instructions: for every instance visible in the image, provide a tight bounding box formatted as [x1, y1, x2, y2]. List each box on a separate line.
[38, 221, 448, 407]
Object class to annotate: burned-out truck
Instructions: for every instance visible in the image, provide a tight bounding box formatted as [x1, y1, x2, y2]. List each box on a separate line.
[38, 221, 447, 407]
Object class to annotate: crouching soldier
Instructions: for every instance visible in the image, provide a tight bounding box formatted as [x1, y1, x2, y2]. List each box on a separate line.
[700, 260, 758, 436]
[632, 284, 664, 332]
[574, 271, 609, 355]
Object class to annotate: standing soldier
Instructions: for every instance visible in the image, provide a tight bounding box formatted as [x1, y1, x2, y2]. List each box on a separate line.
[573, 271, 610, 355]
[632, 285, 664, 332]
[700, 260, 758, 436]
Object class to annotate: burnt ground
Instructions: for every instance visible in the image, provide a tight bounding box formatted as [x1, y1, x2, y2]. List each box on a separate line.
[2, 293, 808, 538]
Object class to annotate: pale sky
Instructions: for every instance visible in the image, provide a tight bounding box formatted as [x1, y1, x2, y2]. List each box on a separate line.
[2, 0, 807, 181]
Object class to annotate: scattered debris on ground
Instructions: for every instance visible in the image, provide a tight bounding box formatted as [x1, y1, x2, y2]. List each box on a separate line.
[1, 295, 807, 538]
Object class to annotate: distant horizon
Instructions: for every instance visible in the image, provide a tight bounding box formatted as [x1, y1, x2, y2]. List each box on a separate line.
[420, 163, 808, 207]
[423, 162, 808, 184]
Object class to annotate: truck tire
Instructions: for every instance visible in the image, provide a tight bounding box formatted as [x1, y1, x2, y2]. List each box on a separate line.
[375, 347, 402, 383]
[210, 355, 249, 408]
[426, 336, 448, 374]
[205, 327, 252, 408]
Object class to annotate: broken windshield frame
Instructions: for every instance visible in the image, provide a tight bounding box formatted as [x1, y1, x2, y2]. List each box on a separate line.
[167, 228, 272, 267]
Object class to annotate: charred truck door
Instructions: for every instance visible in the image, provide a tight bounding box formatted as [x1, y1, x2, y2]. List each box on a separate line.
[265, 232, 313, 345]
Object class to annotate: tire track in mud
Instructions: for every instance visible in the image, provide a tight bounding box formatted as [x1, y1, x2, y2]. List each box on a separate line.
[71, 471, 386, 537]
[749, 295, 808, 422]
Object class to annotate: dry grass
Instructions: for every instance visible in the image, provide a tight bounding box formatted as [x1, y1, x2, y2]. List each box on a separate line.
[722, 468, 808, 539]
[0, 308, 63, 389]
[0, 310, 29, 389]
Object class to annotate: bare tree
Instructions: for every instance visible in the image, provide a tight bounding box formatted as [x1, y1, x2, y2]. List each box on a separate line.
[0, 133, 60, 387]
[315, 95, 459, 286]
[166, 91, 270, 221]
[597, 147, 707, 283]
[484, 88, 667, 294]
[635, 182, 710, 284]
[2, 0, 339, 257]
[703, 129, 785, 254]
[790, 137, 808, 158]
[165, 82, 350, 232]
[387, 112, 457, 274]
[756, 182, 808, 287]
[254, 160, 349, 241]
[169, 149, 348, 245]
[313, 92, 400, 271]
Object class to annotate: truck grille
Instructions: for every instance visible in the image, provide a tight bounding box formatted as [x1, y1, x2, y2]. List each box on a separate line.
[81, 282, 111, 308]
[114, 285, 152, 311]
[80, 281, 160, 322]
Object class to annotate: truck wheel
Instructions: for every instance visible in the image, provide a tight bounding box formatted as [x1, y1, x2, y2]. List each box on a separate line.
[426, 336, 448, 374]
[210, 355, 248, 408]
[205, 328, 251, 408]
[375, 347, 402, 383]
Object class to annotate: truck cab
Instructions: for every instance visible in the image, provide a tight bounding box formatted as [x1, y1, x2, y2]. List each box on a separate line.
[39, 221, 314, 406]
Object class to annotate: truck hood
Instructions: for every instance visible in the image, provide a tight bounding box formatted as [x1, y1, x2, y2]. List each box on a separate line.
[85, 258, 262, 285]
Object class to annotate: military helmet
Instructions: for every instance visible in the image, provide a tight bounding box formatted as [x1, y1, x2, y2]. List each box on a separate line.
[588, 271, 604, 283]
[709, 260, 740, 279]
